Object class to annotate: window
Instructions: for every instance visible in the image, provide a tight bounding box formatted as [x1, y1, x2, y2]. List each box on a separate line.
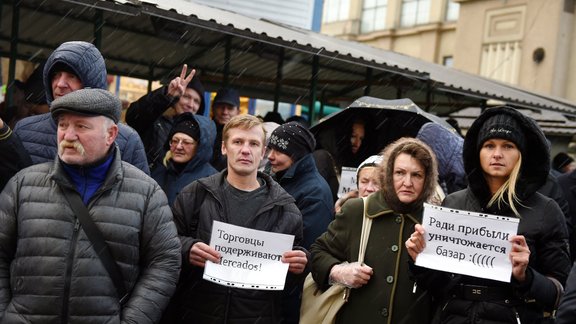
[361, 0, 388, 33]
[323, 0, 350, 23]
[445, 0, 459, 21]
[443, 56, 453, 67]
[480, 41, 521, 85]
[400, 0, 430, 27]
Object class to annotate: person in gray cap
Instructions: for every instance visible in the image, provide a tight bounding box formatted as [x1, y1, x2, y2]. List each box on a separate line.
[266, 121, 334, 324]
[10, 41, 149, 174]
[0, 88, 181, 324]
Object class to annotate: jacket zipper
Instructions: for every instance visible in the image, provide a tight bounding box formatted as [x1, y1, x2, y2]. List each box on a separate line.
[61, 218, 81, 324]
[513, 307, 521, 324]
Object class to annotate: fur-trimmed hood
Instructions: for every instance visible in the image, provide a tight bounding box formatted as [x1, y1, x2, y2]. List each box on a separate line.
[463, 106, 549, 210]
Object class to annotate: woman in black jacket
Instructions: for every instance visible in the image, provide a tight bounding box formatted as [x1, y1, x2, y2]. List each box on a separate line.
[406, 106, 570, 324]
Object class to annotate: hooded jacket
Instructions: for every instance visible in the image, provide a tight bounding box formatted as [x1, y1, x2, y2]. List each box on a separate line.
[310, 137, 438, 324]
[151, 114, 217, 204]
[13, 41, 149, 174]
[169, 171, 305, 324]
[0, 148, 181, 324]
[417, 107, 571, 324]
[272, 153, 334, 249]
[417, 122, 467, 194]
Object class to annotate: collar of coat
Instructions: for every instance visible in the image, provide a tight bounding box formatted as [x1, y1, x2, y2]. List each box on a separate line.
[363, 192, 422, 225]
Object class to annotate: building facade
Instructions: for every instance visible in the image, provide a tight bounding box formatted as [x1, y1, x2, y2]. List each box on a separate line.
[321, 0, 576, 153]
[322, 0, 576, 102]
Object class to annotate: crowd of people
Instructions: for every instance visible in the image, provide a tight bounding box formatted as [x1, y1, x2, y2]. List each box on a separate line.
[1, 40, 576, 324]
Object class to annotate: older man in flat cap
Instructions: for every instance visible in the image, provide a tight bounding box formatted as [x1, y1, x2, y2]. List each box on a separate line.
[0, 88, 181, 324]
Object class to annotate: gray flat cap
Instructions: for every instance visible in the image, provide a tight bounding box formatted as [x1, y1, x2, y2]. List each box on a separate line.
[50, 88, 121, 124]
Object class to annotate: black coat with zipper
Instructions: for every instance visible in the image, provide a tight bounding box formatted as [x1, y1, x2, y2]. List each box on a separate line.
[414, 107, 571, 324]
[169, 171, 305, 324]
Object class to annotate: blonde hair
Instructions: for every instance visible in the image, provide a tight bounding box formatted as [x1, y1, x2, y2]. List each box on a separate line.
[162, 150, 173, 167]
[487, 154, 523, 217]
[222, 114, 266, 144]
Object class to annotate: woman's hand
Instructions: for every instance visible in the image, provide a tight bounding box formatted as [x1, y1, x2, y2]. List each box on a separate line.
[509, 235, 530, 282]
[329, 262, 373, 288]
[405, 224, 426, 261]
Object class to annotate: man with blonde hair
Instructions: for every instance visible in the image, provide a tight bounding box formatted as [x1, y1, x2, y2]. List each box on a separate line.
[166, 114, 308, 323]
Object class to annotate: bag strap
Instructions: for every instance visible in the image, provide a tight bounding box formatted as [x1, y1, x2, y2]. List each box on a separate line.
[358, 197, 372, 264]
[61, 189, 128, 303]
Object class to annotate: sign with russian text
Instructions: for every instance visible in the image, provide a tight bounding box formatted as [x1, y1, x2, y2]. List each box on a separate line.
[338, 167, 357, 198]
[203, 221, 294, 290]
[415, 203, 519, 282]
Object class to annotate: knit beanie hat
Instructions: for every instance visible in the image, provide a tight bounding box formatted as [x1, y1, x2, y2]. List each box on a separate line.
[186, 76, 206, 115]
[477, 113, 525, 153]
[553, 152, 574, 172]
[268, 121, 316, 162]
[50, 88, 121, 124]
[166, 112, 200, 149]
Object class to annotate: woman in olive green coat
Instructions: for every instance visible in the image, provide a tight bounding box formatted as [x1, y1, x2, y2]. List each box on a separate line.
[310, 137, 439, 324]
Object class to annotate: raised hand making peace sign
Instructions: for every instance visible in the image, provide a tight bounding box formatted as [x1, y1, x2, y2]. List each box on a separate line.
[167, 64, 196, 98]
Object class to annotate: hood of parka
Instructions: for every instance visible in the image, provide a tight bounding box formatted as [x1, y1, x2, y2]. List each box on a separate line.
[463, 106, 550, 212]
[379, 137, 439, 214]
[43, 41, 107, 104]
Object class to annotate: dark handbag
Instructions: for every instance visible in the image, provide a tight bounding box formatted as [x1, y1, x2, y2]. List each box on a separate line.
[61, 190, 128, 303]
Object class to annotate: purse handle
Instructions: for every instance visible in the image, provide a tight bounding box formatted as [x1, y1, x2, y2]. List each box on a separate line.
[358, 197, 372, 263]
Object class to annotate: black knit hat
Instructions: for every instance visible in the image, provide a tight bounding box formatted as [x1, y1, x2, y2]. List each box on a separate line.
[553, 152, 574, 172]
[166, 112, 200, 149]
[477, 113, 526, 153]
[50, 88, 121, 124]
[186, 76, 206, 115]
[268, 121, 316, 162]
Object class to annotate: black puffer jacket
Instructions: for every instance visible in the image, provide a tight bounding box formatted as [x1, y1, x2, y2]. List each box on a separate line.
[0, 149, 181, 324]
[416, 107, 571, 324]
[170, 171, 305, 324]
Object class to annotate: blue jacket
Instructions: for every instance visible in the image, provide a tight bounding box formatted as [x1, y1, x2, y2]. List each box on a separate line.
[151, 114, 217, 204]
[273, 153, 334, 249]
[416, 122, 466, 194]
[13, 41, 149, 174]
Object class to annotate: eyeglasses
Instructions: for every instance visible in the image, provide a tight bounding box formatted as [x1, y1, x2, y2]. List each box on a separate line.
[170, 138, 196, 147]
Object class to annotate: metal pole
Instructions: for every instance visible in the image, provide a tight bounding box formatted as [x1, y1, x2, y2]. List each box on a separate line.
[147, 65, 154, 93]
[223, 36, 231, 87]
[364, 68, 372, 96]
[94, 10, 103, 49]
[308, 55, 319, 123]
[6, 1, 19, 107]
[273, 49, 284, 112]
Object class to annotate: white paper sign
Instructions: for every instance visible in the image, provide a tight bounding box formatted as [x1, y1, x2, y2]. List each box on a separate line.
[338, 167, 357, 198]
[203, 221, 294, 290]
[415, 203, 520, 282]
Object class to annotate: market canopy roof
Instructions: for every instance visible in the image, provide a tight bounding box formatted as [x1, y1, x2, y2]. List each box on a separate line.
[3, 0, 576, 121]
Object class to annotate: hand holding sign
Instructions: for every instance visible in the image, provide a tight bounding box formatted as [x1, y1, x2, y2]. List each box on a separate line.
[413, 204, 519, 283]
[204, 221, 295, 290]
[189, 242, 221, 267]
[509, 235, 530, 282]
[405, 223, 426, 261]
[282, 250, 307, 274]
